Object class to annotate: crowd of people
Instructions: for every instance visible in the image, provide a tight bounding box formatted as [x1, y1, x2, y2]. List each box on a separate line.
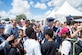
[0, 18, 82, 55]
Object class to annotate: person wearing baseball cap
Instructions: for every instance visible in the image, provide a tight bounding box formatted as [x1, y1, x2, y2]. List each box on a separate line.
[59, 26, 82, 55]
[58, 27, 70, 38]
[58, 27, 71, 55]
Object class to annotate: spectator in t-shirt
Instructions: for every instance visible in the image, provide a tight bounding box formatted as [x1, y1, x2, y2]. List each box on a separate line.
[18, 29, 26, 55]
[70, 21, 78, 39]
[41, 20, 54, 44]
[58, 27, 71, 55]
[10, 19, 19, 38]
[8, 37, 22, 55]
[0, 35, 14, 55]
[41, 29, 56, 55]
[22, 20, 30, 36]
[0, 35, 14, 50]
[24, 27, 42, 55]
[17, 21, 23, 29]
[58, 27, 82, 55]
[74, 30, 82, 55]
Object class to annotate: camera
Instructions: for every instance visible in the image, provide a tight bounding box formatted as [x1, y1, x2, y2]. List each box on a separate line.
[9, 39, 15, 44]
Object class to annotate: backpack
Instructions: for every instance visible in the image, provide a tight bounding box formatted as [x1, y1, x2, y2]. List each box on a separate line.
[74, 40, 82, 55]
[65, 39, 76, 55]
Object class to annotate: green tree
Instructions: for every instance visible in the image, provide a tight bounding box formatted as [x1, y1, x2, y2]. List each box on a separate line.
[4, 18, 10, 21]
[31, 19, 35, 22]
[16, 14, 27, 21]
[36, 21, 40, 23]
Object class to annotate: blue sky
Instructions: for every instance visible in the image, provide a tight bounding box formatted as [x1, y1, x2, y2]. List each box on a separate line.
[0, 0, 82, 20]
[0, 0, 51, 16]
[0, 0, 12, 11]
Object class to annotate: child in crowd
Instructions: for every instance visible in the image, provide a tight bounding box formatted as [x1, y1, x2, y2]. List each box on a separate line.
[24, 27, 42, 55]
[58, 27, 71, 55]
[41, 29, 56, 55]
[58, 27, 82, 55]
[18, 29, 25, 55]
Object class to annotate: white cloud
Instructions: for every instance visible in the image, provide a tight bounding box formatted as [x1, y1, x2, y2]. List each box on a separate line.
[47, 0, 53, 7]
[9, 15, 16, 19]
[22, 15, 45, 21]
[34, 2, 47, 9]
[78, 7, 82, 11]
[29, 1, 34, 5]
[0, 0, 46, 21]
[66, 0, 82, 7]
[0, 0, 31, 19]
[66, 0, 82, 11]
[45, 10, 51, 16]
[33, 15, 45, 21]
[10, 0, 30, 15]
[0, 11, 16, 19]
[0, 11, 9, 19]
[41, 0, 49, 2]
[47, 0, 64, 7]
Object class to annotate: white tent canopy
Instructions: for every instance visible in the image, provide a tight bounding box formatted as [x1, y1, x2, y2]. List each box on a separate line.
[46, 9, 56, 18]
[45, 1, 82, 24]
[55, 1, 82, 16]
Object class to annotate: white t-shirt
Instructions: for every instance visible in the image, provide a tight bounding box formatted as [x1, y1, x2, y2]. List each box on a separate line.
[4, 24, 12, 34]
[24, 39, 42, 55]
[61, 40, 71, 55]
[22, 26, 27, 34]
[17, 25, 22, 29]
